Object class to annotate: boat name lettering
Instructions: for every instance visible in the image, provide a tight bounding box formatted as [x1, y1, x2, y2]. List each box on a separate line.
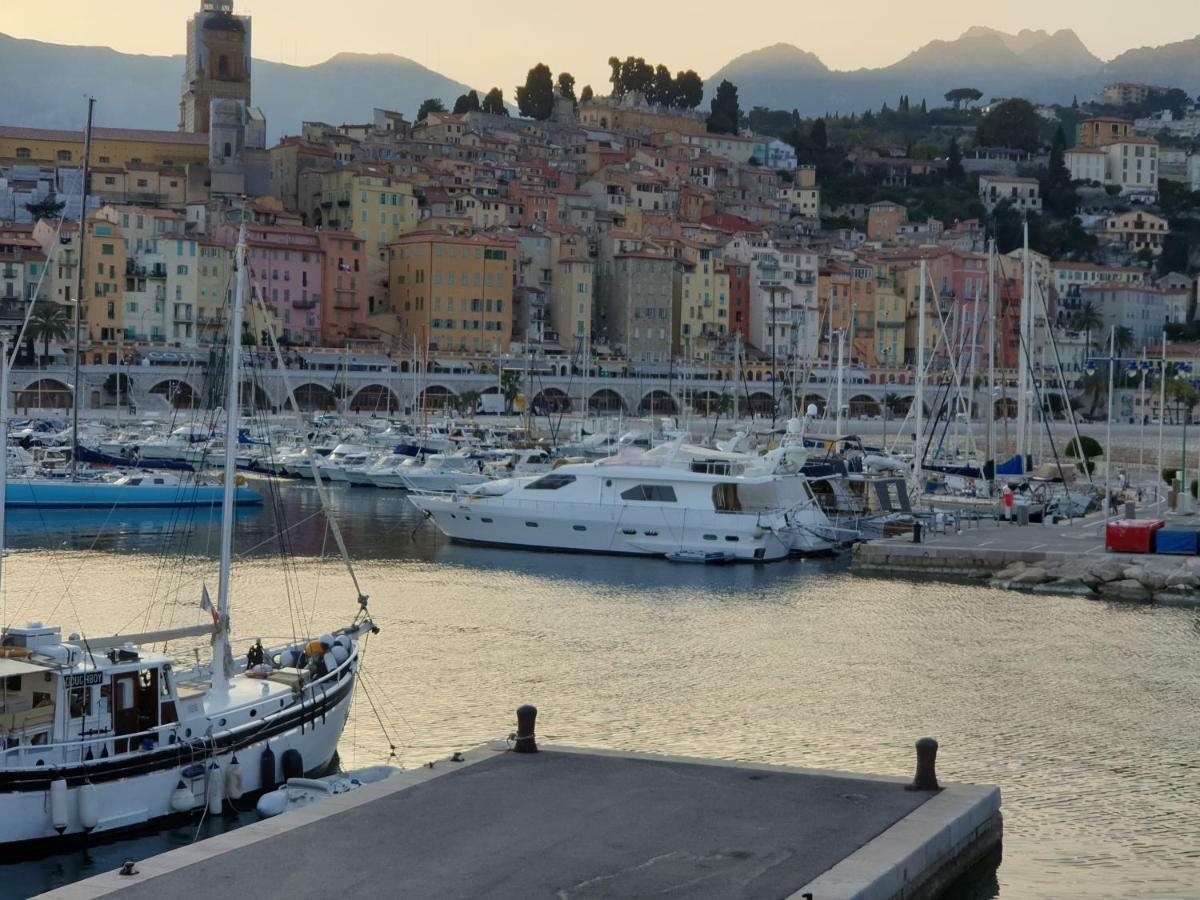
[64, 673, 104, 688]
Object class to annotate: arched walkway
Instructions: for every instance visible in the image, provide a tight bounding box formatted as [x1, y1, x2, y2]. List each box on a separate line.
[995, 397, 1018, 418]
[286, 383, 337, 412]
[848, 394, 882, 418]
[150, 379, 199, 409]
[350, 384, 401, 413]
[532, 387, 570, 413]
[588, 389, 625, 415]
[419, 384, 457, 411]
[239, 381, 271, 411]
[692, 390, 722, 415]
[14, 378, 72, 409]
[747, 391, 776, 416]
[801, 393, 826, 416]
[638, 390, 678, 416]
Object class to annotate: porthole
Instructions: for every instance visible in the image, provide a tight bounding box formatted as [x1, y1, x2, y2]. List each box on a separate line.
[525, 521, 538, 527]
[186, 728, 192, 737]
[725, 536, 739, 542]
[219, 718, 226, 726]
[703, 534, 717, 541]
[249, 709, 256, 717]
[621, 528, 636, 535]
[644, 530, 658, 536]
[482, 517, 493, 523]
[573, 525, 586, 531]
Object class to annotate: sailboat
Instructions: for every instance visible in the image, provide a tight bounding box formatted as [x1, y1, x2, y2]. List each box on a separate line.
[0, 223, 377, 848]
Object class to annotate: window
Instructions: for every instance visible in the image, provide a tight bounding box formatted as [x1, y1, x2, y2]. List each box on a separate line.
[523, 472, 576, 491]
[15, 148, 30, 160]
[620, 485, 677, 502]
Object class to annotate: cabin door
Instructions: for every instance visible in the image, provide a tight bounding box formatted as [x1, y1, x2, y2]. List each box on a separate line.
[112, 673, 139, 752]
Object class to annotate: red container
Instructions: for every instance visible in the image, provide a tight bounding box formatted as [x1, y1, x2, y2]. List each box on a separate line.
[1105, 519, 1165, 554]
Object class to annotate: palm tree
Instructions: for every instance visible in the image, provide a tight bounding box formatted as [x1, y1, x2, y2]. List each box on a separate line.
[27, 303, 71, 364]
[710, 393, 734, 441]
[457, 389, 481, 417]
[1113, 326, 1134, 359]
[500, 371, 522, 415]
[1070, 302, 1102, 355]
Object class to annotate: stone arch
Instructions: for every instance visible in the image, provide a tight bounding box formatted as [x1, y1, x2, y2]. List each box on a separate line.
[995, 397, 1018, 418]
[638, 390, 678, 416]
[285, 382, 336, 411]
[239, 381, 271, 410]
[532, 387, 571, 413]
[419, 384, 457, 411]
[849, 394, 881, 418]
[801, 393, 826, 416]
[588, 388, 625, 415]
[14, 378, 72, 410]
[350, 384, 400, 413]
[399, 360, 410, 373]
[746, 391, 776, 416]
[692, 390, 722, 415]
[150, 379, 199, 409]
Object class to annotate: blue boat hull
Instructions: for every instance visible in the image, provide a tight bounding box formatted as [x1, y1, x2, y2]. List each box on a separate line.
[5, 480, 263, 508]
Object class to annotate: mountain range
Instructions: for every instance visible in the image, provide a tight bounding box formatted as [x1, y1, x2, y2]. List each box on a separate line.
[2, 27, 1199, 140]
[0, 33, 474, 140]
[707, 28, 1200, 114]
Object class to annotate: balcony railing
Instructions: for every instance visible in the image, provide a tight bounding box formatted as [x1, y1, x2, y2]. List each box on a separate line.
[148, 265, 167, 279]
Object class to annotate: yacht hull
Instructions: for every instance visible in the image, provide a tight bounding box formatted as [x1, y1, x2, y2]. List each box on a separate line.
[5, 481, 263, 508]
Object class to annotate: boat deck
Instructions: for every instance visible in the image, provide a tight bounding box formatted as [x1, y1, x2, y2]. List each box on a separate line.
[43, 742, 1000, 900]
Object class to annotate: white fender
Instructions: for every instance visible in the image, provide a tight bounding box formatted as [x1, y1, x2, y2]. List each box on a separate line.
[78, 780, 99, 831]
[331, 643, 349, 665]
[170, 780, 194, 813]
[323, 650, 337, 673]
[50, 779, 69, 834]
[225, 758, 244, 801]
[206, 763, 224, 816]
[256, 788, 288, 818]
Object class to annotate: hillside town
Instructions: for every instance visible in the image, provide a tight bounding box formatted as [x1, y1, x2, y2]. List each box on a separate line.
[0, 0, 1197, 419]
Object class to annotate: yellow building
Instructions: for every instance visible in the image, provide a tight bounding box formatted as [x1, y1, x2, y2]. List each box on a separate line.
[385, 231, 515, 353]
[81, 218, 128, 363]
[672, 243, 730, 354]
[300, 166, 419, 256]
[549, 230, 593, 353]
[0, 125, 209, 169]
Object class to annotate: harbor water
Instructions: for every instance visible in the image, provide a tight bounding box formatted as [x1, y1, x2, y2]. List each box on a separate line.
[4, 478, 1198, 898]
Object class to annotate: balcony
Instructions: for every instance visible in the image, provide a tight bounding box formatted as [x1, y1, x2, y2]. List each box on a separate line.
[125, 261, 147, 277]
[148, 265, 167, 279]
[1, 267, 17, 279]
[293, 298, 319, 310]
[334, 299, 360, 311]
[0, 301, 26, 326]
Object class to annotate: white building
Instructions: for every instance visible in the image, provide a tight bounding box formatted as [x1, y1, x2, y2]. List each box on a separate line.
[978, 175, 1042, 214]
[1105, 139, 1159, 198]
[724, 237, 819, 362]
[766, 139, 798, 170]
[1190, 154, 1200, 192]
[1064, 148, 1107, 184]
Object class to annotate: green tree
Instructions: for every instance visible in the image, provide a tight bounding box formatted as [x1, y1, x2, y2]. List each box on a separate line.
[556, 72, 576, 104]
[946, 137, 964, 180]
[500, 370, 522, 414]
[452, 90, 480, 115]
[707, 79, 741, 135]
[1158, 232, 1192, 276]
[24, 195, 65, 221]
[674, 70, 704, 109]
[977, 98, 1041, 152]
[1071, 302, 1103, 355]
[648, 64, 674, 106]
[481, 88, 508, 115]
[810, 117, 827, 150]
[456, 389, 481, 417]
[620, 57, 654, 96]
[991, 200, 1024, 253]
[416, 98, 445, 121]
[516, 63, 556, 120]
[102, 372, 132, 397]
[709, 393, 735, 440]
[944, 88, 983, 109]
[1113, 325, 1135, 358]
[579, 84, 594, 103]
[27, 302, 71, 362]
[607, 56, 623, 97]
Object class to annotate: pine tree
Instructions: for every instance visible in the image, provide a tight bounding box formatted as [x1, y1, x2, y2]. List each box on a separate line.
[706, 80, 741, 135]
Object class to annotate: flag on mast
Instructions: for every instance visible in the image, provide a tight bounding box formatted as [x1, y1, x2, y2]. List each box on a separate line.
[200, 584, 218, 626]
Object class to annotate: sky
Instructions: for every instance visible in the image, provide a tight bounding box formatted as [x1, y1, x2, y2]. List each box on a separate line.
[5, 0, 1196, 94]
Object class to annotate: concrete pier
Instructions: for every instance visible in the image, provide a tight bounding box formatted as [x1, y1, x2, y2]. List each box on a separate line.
[41, 743, 1000, 900]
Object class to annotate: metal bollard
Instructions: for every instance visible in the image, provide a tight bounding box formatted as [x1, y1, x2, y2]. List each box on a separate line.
[514, 704, 538, 754]
[905, 737, 941, 792]
[912, 521, 923, 544]
[1124, 501, 1135, 520]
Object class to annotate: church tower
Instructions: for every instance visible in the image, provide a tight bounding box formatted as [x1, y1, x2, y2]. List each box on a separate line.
[179, 0, 252, 134]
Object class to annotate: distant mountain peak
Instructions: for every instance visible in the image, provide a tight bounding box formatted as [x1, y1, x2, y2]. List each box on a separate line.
[719, 42, 829, 75]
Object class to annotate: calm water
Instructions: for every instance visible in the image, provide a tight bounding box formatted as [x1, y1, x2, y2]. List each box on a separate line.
[4, 478, 1200, 898]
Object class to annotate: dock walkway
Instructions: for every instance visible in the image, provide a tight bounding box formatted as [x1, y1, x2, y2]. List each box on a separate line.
[42, 743, 1000, 900]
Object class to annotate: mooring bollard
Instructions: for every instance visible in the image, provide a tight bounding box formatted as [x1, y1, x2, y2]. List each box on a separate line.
[514, 704, 538, 753]
[905, 737, 941, 791]
[912, 521, 923, 544]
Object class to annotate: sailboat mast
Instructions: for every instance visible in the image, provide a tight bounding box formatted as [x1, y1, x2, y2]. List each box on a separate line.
[987, 240, 996, 486]
[69, 97, 95, 481]
[0, 335, 9, 614]
[1016, 222, 1031, 472]
[915, 259, 927, 473]
[214, 221, 248, 689]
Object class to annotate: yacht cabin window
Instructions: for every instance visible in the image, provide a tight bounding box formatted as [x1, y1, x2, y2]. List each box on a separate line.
[620, 485, 677, 502]
[712, 484, 742, 512]
[526, 474, 576, 490]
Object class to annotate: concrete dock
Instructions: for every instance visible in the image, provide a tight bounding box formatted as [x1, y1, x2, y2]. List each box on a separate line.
[41, 742, 1000, 900]
[853, 498, 1200, 606]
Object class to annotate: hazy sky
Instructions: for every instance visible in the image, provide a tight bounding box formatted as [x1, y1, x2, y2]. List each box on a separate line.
[6, 0, 1195, 94]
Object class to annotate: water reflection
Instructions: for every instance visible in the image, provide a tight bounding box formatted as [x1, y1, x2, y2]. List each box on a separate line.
[2, 478, 1198, 899]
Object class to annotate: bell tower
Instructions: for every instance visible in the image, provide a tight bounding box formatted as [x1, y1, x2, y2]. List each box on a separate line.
[179, 0, 252, 134]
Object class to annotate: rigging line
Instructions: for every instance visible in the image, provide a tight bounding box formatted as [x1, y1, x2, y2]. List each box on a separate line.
[249, 282, 366, 603]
